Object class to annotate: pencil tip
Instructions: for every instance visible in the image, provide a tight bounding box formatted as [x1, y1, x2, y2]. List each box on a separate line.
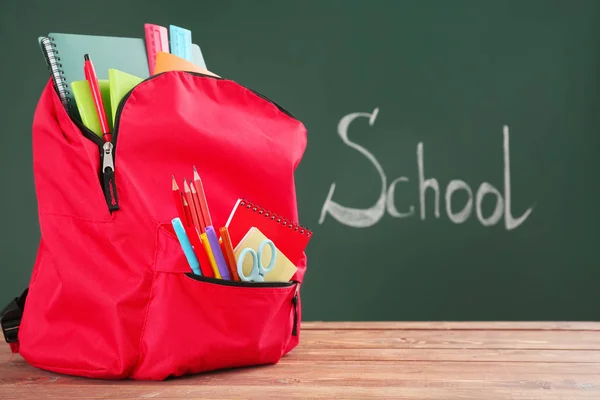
[171, 176, 179, 190]
[193, 167, 201, 181]
[183, 179, 190, 191]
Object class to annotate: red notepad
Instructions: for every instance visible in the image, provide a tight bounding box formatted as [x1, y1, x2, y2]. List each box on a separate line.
[225, 198, 312, 266]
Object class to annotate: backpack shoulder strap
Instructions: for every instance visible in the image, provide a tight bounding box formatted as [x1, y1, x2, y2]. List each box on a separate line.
[1, 288, 28, 353]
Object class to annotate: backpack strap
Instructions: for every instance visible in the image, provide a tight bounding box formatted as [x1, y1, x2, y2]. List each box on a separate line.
[1, 288, 28, 353]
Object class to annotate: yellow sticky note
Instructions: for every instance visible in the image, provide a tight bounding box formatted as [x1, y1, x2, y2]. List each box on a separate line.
[234, 227, 298, 283]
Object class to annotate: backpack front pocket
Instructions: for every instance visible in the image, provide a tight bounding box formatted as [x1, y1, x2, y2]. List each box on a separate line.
[132, 224, 299, 380]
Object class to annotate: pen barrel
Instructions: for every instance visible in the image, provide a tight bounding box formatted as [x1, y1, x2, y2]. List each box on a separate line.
[205, 226, 231, 280]
[84, 58, 111, 135]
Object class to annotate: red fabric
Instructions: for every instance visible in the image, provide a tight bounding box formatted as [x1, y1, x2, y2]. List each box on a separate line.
[9, 342, 19, 354]
[18, 72, 307, 380]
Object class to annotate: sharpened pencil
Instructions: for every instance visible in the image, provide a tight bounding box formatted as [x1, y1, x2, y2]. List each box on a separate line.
[190, 181, 206, 232]
[172, 176, 189, 227]
[182, 196, 194, 229]
[183, 179, 202, 234]
[193, 166, 213, 228]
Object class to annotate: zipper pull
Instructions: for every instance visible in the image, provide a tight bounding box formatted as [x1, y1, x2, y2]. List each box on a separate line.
[292, 283, 299, 336]
[102, 142, 119, 212]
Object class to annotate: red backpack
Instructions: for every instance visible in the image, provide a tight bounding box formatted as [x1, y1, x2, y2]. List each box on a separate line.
[1, 71, 308, 380]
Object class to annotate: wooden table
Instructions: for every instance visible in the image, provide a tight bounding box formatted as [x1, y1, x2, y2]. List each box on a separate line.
[1, 322, 599, 399]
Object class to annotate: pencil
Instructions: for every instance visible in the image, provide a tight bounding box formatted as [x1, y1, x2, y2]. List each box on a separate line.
[193, 166, 213, 228]
[182, 197, 194, 228]
[219, 226, 241, 281]
[183, 179, 202, 233]
[190, 181, 206, 232]
[172, 176, 188, 227]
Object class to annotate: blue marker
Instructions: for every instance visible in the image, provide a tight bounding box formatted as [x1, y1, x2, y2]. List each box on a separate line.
[171, 217, 201, 275]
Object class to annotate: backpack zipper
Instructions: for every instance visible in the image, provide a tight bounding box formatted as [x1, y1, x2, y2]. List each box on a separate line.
[72, 71, 298, 213]
[72, 118, 119, 212]
[292, 283, 299, 336]
[101, 142, 118, 209]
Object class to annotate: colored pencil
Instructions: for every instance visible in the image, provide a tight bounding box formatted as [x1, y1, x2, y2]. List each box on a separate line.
[193, 166, 213, 228]
[182, 197, 194, 228]
[183, 179, 202, 233]
[171, 176, 188, 226]
[219, 226, 241, 281]
[190, 181, 206, 232]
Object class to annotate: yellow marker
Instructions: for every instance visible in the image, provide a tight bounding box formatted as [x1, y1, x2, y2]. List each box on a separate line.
[200, 232, 221, 279]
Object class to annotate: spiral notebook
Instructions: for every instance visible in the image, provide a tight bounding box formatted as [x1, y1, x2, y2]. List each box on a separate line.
[225, 199, 312, 266]
[38, 37, 70, 111]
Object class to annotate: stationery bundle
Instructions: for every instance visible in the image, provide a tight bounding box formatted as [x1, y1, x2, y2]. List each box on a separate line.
[1, 23, 309, 381]
[171, 168, 312, 285]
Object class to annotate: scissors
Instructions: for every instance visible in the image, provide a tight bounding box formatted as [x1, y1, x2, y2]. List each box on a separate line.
[237, 239, 277, 282]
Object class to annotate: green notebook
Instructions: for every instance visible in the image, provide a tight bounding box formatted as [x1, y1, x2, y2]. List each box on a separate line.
[71, 80, 112, 138]
[108, 69, 143, 124]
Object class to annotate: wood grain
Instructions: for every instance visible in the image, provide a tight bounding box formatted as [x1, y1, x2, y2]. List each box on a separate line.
[300, 329, 600, 350]
[302, 321, 600, 331]
[285, 348, 600, 363]
[1, 322, 599, 399]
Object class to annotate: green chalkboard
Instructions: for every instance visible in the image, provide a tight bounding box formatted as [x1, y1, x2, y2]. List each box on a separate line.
[1, 0, 599, 321]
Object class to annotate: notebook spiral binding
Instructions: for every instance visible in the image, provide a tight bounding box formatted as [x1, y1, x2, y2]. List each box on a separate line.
[40, 37, 72, 112]
[239, 199, 312, 237]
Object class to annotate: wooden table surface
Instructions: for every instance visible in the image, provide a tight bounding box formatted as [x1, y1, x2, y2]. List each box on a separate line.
[1, 322, 600, 399]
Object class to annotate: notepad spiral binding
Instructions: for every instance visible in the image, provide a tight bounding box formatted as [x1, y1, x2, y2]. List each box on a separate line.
[40, 37, 72, 112]
[239, 199, 312, 237]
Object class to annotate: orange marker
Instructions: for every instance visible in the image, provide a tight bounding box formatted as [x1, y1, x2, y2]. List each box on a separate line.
[219, 227, 240, 281]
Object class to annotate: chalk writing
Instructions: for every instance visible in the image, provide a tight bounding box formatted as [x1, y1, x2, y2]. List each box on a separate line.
[319, 109, 534, 230]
